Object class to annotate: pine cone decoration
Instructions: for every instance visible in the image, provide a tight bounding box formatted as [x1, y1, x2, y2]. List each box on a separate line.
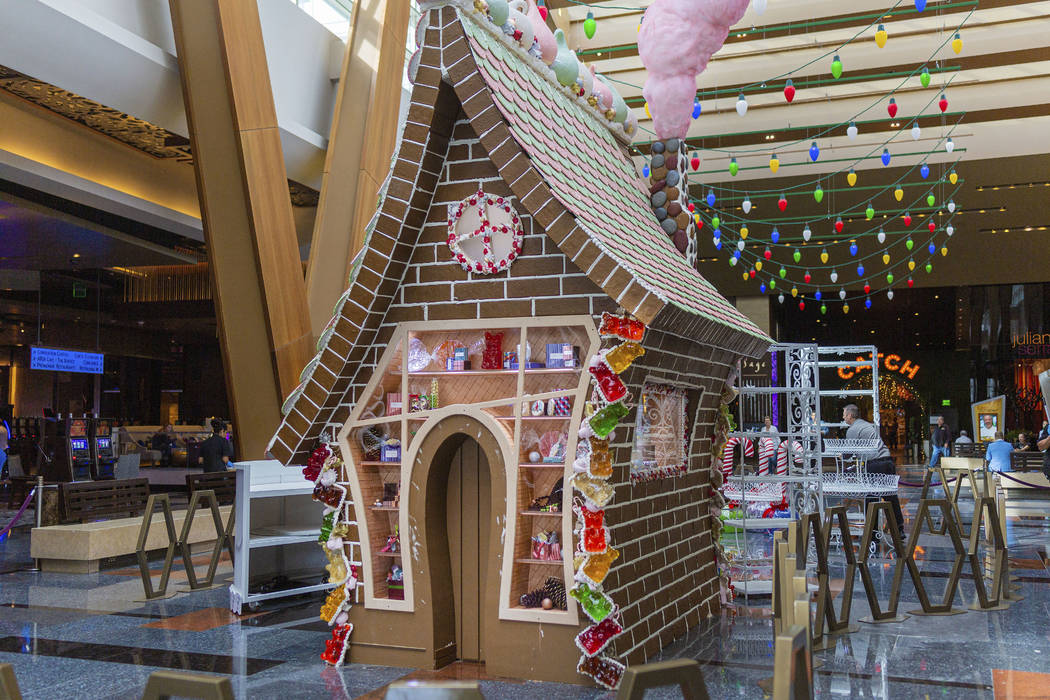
[519, 587, 546, 608]
[543, 577, 567, 610]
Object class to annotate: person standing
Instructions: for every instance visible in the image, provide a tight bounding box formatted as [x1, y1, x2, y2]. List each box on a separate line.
[760, 416, 778, 474]
[198, 419, 233, 473]
[929, 416, 952, 467]
[0, 421, 8, 477]
[1038, 426, 1050, 481]
[843, 404, 905, 535]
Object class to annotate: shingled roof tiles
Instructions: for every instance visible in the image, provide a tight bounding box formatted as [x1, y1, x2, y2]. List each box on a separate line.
[461, 16, 768, 343]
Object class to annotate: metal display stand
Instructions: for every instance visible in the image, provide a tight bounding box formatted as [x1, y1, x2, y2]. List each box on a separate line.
[229, 460, 353, 614]
[723, 344, 824, 601]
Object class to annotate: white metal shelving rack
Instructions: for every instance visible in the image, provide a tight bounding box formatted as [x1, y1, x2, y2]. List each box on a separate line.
[229, 460, 360, 614]
[722, 343, 824, 602]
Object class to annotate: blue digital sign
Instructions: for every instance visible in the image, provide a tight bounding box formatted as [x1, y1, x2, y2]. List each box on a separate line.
[30, 346, 104, 374]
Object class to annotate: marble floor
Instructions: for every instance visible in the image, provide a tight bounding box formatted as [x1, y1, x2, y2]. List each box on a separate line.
[0, 475, 1046, 699]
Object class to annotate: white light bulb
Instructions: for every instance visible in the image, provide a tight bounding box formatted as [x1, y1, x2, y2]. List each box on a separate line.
[877, 229, 886, 244]
[778, 293, 785, 304]
[736, 94, 748, 116]
[887, 290, 894, 300]
[946, 137, 955, 153]
[839, 289, 847, 300]
[737, 240, 746, 251]
[847, 122, 858, 140]
[946, 224, 954, 236]
[948, 200, 956, 213]
[911, 123, 921, 140]
[742, 198, 752, 214]
[830, 271, 838, 283]
[802, 225, 812, 241]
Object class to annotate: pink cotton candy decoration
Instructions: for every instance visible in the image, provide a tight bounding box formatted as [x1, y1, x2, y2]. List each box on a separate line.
[525, 0, 557, 64]
[591, 67, 613, 111]
[638, 0, 749, 139]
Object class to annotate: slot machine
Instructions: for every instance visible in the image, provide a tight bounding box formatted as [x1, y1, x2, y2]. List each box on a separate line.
[91, 418, 116, 480]
[67, 418, 92, 481]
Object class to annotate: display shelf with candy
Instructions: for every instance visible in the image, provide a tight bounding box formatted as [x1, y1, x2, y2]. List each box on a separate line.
[339, 317, 598, 621]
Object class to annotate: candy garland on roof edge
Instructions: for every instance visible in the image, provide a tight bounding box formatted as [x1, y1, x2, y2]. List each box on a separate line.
[637, 0, 749, 266]
[304, 443, 359, 666]
[570, 311, 646, 689]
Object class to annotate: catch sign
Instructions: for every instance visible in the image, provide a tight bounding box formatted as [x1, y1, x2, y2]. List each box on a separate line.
[30, 346, 104, 374]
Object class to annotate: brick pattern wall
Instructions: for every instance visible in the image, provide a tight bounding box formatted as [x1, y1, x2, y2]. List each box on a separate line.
[600, 328, 737, 665]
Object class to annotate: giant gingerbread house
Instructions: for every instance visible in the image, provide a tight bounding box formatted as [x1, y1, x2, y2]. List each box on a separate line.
[268, 0, 771, 687]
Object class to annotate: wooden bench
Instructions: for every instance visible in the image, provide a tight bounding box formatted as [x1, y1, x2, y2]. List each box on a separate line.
[997, 471, 1050, 518]
[955, 442, 986, 457]
[1010, 451, 1046, 473]
[186, 471, 236, 506]
[60, 478, 150, 523]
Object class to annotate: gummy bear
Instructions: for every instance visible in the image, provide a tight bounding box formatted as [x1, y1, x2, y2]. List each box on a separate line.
[580, 545, 619, 585]
[588, 360, 628, 403]
[313, 482, 344, 508]
[569, 581, 615, 623]
[321, 623, 353, 665]
[481, 331, 503, 370]
[319, 586, 346, 622]
[598, 312, 645, 341]
[573, 473, 615, 507]
[576, 654, 625, 690]
[318, 511, 335, 544]
[586, 401, 629, 439]
[588, 438, 612, 478]
[304, 444, 331, 481]
[324, 548, 347, 584]
[582, 527, 607, 553]
[575, 616, 624, 656]
[580, 505, 604, 530]
[603, 341, 645, 374]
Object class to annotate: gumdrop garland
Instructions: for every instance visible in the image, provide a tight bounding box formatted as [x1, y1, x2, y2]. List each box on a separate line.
[304, 444, 359, 667]
[570, 311, 646, 690]
[647, 138, 697, 264]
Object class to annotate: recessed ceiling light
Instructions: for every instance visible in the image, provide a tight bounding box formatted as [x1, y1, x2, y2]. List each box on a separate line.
[72, 253, 80, 258]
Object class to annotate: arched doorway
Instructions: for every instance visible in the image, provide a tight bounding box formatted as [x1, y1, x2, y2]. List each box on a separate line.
[427, 433, 492, 662]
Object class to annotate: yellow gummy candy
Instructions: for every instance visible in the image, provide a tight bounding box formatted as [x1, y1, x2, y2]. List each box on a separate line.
[604, 342, 645, 374]
[588, 438, 613, 478]
[581, 546, 619, 585]
[325, 548, 347, 584]
[320, 586, 346, 622]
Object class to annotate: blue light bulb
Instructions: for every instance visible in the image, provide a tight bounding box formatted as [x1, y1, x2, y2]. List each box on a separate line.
[692, 100, 702, 119]
[760, 283, 767, 293]
[849, 242, 858, 256]
[706, 190, 716, 207]
[881, 149, 891, 166]
[809, 142, 820, 162]
[643, 164, 650, 177]
[713, 227, 721, 238]
[857, 264, 865, 276]
[771, 227, 780, 243]
[928, 242, 936, 254]
[920, 163, 930, 179]
[814, 291, 822, 301]
[865, 297, 873, 309]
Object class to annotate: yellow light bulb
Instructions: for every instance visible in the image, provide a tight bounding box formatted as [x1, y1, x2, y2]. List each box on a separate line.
[894, 187, 904, 202]
[843, 303, 850, 314]
[644, 102, 651, 119]
[941, 246, 948, 256]
[740, 226, 749, 239]
[949, 171, 958, 185]
[755, 260, 763, 272]
[847, 171, 858, 187]
[875, 28, 888, 49]
[882, 253, 890, 265]
[742, 271, 750, 280]
[769, 155, 780, 173]
[951, 34, 963, 54]
[820, 251, 829, 264]
[908, 260, 916, 271]
[791, 286, 798, 297]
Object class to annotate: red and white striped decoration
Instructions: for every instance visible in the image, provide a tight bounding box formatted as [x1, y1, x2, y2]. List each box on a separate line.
[721, 436, 754, 478]
[773, 440, 804, 500]
[757, 437, 779, 475]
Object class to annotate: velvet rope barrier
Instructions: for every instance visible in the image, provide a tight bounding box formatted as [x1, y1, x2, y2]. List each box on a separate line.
[0, 488, 37, 539]
[995, 470, 1050, 491]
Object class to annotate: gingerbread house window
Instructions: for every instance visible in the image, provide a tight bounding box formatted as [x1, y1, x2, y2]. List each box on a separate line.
[629, 382, 691, 481]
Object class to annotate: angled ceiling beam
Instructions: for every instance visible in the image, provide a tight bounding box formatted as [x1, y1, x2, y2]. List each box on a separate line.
[169, 0, 312, 459]
[305, 0, 411, 336]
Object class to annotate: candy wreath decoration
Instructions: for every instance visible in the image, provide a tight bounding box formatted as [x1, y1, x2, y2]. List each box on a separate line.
[568, 311, 646, 689]
[446, 188, 524, 274]
[303, 443, 359, 666]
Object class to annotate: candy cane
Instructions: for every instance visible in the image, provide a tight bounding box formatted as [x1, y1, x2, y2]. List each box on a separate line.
[774, 440, 804, 500]
[757, 437, 779, 475]
[721, 436, 754, 478]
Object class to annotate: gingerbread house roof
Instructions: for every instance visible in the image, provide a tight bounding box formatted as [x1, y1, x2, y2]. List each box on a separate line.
[268, 3, 771, 464]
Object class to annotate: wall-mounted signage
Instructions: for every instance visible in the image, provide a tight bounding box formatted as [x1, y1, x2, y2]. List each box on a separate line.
[30, 346, 104, 374]
[837, 353, 919, 380]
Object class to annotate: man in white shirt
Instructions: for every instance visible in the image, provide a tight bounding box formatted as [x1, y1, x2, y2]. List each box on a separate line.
[843, 404, 905, 535]
[979, 414, 997, 442]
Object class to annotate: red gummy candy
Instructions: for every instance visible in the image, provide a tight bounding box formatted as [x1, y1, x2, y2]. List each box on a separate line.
[588, 361, 628, 403]
[598, 312, 645, 341]
[581, 506, 604, 530]
[576, 616, 624, 657]
[582, 527, 607, 553]
[320, 623, 352, 664]
[576, 654, 625, 690]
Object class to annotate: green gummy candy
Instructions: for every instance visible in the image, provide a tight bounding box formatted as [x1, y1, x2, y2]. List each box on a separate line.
[319, 511, 335, 544]
[589, 401, 629, 438]
[570, 582, 614, 623]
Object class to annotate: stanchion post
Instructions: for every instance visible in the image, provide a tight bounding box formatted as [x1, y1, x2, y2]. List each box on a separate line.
[32, 476, 44, 571]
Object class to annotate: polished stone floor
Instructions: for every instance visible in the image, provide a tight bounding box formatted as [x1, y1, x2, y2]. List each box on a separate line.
[0, 473, 1046, 699]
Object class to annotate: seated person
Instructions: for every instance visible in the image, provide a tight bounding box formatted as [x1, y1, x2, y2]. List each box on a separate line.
[151, 424, 175, 466]
[954, 429, 973, 445]
[984, 432, 1013, 472]
[1016, 433, 1036, 451]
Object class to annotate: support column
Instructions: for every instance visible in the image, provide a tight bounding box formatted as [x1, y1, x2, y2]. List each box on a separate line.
[305, 0, 411, 336]
[736, 296, 773, 338]
[169, 0, 312, 459]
